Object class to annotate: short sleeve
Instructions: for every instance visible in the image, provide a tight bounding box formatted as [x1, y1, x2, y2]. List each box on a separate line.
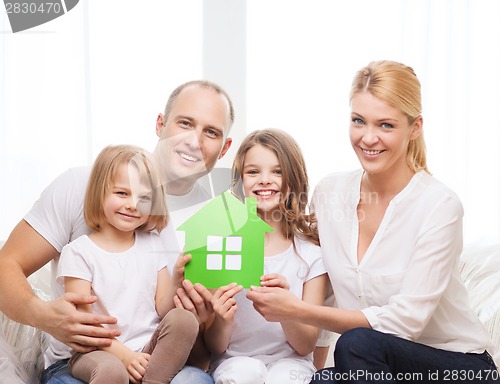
[297, 240, 327, 282]
[57, 240, 94, 285]
[24, 167, 91, 253]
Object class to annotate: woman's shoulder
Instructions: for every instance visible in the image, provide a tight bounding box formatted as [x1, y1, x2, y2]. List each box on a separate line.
[417, 172, 463, 206]
[403, 172, 464, 219]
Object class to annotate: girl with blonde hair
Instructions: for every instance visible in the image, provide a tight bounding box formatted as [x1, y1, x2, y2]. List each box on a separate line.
[58, 145, 199, 384]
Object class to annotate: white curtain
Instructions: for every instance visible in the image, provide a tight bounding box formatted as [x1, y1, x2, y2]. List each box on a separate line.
[1, 0, 499, 245]
[246, 0, 500, 244]
[0, 0, 203, 239]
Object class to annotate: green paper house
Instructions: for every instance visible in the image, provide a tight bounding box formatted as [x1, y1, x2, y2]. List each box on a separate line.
[177, 191, 274, 288]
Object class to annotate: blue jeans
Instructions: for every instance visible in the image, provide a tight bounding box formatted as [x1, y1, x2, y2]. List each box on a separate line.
[41, 359, 84, 384]
[171, 365, 214, 384]
[310, 328, 499, 383]
[42, 360, 213, 384]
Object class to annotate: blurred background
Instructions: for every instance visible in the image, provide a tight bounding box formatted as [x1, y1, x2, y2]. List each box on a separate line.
[1, 0, 499, 244]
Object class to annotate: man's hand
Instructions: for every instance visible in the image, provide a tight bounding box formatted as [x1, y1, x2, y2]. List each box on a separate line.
[173, 280, 213, 324]
[36, 292, 120, 352]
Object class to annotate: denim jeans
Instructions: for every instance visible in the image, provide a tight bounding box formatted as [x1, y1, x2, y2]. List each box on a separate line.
[171, 365, 214, 384]
[310, 328, 499, 383]
[41, 359, 84, 384]
[42, 360, 214, 384]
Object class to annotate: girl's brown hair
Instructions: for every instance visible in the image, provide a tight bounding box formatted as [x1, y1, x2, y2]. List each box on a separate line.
[231, 129, 319, 246]
[350, 60, 429, 173]
[84, 145, 168, 232]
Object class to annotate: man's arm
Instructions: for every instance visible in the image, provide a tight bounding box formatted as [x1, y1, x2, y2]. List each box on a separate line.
[0, 220, 120, 352]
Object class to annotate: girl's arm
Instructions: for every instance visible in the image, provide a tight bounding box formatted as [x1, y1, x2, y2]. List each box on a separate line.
[155, 267, 174, 318]
[64, 277, 150, 384]
[155, 253, 196, 319]
[204, 283, 243, 355]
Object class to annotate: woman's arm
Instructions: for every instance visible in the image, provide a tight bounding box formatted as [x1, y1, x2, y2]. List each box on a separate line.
[247, 285, 370, 335]
[280, 274, 327, 356]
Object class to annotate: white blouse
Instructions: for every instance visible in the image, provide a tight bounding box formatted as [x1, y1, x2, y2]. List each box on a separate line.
[312, 169, 492, 354]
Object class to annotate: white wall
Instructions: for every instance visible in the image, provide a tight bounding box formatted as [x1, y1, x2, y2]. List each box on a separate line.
[1, 0, 499, 245]
[245, 0, 500, 244]
[0, 1, 203, 239]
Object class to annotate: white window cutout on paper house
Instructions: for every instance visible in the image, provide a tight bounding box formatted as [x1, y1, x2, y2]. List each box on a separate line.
[205, 236, 243, 271]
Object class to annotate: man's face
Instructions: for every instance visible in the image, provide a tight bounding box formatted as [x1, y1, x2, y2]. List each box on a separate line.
[155, 85, 232, 190]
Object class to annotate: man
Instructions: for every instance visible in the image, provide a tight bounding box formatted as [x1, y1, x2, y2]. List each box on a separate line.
[0, 80, 233, 384]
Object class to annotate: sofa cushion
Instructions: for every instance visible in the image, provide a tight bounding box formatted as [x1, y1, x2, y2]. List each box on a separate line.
[459, 244, 500, 367]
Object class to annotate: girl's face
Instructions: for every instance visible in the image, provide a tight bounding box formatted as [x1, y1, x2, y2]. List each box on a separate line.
[242, 144, 283, 216]
[101, 163, 152, 233]
[350, 91, 421, 177]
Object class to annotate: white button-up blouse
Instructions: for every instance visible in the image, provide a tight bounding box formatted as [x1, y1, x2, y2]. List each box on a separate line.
[312, 169, 492, 354]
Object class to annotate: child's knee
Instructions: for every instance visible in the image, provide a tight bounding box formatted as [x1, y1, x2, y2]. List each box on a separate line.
[161, 308, 199, 341]
[90, 360, 128, 383]
[213, 356, 267, 384]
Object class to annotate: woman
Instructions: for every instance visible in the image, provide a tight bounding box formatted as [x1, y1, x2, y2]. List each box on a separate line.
[247, 61, 498, 383]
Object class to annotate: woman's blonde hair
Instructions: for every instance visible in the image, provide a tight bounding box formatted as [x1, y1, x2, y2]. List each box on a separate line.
[231, 129, 319, 246]
[350, 60, 429, 173]
[84, 145, 168, 232]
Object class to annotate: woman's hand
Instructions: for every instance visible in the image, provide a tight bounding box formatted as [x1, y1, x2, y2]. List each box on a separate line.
[246, 286, 299, 322]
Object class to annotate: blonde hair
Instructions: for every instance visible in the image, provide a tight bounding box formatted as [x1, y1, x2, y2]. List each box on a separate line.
[231, 129, 319, 246]
[84, 145, 168, 232]
[350, 60, 429, 173]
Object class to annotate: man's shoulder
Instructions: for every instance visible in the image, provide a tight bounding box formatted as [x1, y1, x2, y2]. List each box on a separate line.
[167, 182, 211, 212]
[55, 166, 92, 188]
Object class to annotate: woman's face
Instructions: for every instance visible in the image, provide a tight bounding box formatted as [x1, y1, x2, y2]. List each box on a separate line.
[349, 91, 420, 177]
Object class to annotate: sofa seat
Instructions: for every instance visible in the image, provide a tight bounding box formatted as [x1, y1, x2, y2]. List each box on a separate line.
[1, 242, 500, 382]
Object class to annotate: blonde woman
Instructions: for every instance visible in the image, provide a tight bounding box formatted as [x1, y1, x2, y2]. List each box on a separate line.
[247, 61, 498, 383]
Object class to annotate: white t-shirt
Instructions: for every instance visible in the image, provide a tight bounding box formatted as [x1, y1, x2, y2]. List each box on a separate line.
[24, 166, 213, 367]
[312, 169, 493, 354]
[209, 238, 326, 372]
[56, 232, 167, 352]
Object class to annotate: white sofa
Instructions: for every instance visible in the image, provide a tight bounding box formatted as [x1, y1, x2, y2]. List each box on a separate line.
[324, 243, 500, 368]
[1, 242, 499, 382]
